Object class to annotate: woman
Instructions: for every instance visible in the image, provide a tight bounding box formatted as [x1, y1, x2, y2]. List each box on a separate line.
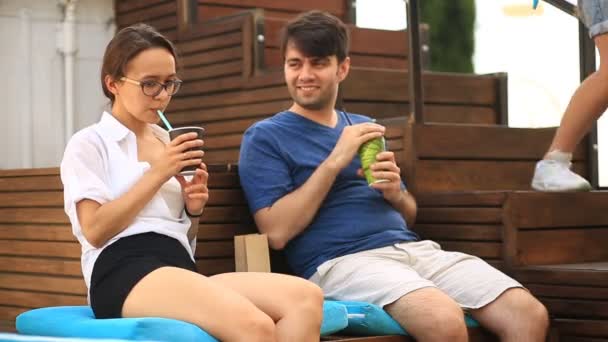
[60, 23, 322, 342]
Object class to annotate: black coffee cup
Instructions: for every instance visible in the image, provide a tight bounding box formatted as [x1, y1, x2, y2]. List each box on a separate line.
[168, 126, 205, 175]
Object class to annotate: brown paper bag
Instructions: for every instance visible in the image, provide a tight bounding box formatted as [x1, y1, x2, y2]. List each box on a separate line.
[234, 234, 271, 272]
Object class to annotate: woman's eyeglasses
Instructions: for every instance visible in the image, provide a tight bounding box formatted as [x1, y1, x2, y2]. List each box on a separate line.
[120, 77, 182, 97]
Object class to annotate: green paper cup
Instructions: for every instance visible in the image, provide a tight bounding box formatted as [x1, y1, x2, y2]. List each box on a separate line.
[358, 137, 389, 185]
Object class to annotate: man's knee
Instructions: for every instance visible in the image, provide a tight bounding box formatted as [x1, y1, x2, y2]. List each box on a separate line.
[421, 308, 468, 341]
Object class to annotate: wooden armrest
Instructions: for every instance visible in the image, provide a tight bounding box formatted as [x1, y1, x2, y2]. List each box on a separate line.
[234, 234, 271, 272]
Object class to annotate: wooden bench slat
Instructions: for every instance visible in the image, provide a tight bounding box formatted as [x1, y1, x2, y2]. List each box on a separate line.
[0, 191, 62, 207]
[0, 208, 69, 224]
[0, 176, 62, 192]
[0, 224, 73, 241]
[0, 256, 81, 276]
[116, 2, 177, 26]
[181, 46, 243, 69]
[0, 274, 86, 295]
[181, 60, 243, 83]
[417, 208, 503, 224]
[0, 241, 80, 258]
[415, 224, 502, 241]
[0, 289, 86, 308]
[517, 228, 608, 265]
[178, 31, 243, 55]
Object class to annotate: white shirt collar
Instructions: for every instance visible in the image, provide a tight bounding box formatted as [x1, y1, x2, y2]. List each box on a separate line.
[94, 111, 170, 143]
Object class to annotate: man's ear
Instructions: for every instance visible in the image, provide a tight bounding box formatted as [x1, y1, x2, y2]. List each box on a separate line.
[337, 56, 351, 82]
[105, 75, 120, 96]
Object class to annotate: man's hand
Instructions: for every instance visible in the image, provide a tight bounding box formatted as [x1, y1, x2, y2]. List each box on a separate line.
[363, 151, 403, 205]
[175, 163, 209, 216]
[327, 122, 385, 171]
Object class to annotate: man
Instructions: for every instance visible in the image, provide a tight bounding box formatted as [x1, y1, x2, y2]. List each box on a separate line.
[239, 10, 548, 342]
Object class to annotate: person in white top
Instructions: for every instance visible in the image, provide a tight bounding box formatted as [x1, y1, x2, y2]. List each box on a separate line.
[60, 23, 322, 342]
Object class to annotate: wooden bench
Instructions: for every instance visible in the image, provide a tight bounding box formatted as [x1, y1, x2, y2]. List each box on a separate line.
[0, 166, 501, 341]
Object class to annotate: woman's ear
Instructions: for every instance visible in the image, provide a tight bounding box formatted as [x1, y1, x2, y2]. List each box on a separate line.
[104, 75, 120, 96]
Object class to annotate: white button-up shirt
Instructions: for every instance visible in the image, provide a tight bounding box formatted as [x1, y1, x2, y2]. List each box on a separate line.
[60, 112, 195, 293]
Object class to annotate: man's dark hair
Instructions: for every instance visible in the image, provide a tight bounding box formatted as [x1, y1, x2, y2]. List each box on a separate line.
[280, 10, 350, 62]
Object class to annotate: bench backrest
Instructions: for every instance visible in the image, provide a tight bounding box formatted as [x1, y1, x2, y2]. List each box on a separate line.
[0, 165, 256, 331]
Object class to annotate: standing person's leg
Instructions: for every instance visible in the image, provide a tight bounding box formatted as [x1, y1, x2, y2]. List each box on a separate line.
[532, 4, 608, 192]
[122, 268, 323, 342]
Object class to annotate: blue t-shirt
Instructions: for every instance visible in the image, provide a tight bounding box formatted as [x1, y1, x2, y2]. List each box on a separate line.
[238, 111, 419, 278]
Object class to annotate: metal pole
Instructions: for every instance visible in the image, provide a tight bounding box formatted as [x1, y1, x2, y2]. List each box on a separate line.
[406, 0, 424, 123]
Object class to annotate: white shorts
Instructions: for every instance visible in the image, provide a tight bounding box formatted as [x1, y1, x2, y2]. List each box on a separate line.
[309, 240, 522, 309]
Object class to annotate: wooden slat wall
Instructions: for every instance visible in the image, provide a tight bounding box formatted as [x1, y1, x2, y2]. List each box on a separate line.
[416, 192, 508, 271]
[402, 123, 588, 193]
[0, 166, 256, 331]
[197, 0, 349, 22]
[261, 17, 422, 71]
[116, 0, 179, 40]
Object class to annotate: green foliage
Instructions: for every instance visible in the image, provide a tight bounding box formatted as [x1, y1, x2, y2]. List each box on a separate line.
[419, 0, 476, 73]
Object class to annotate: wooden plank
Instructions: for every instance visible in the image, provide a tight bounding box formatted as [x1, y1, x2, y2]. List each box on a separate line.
[204, 149, 240, 163]
[197, 224, 256, 240]
[439, 241, 502, 259]
[413, 124, 586, 161]
[116, 0, 171, 14]
[195, 241, 234, 258]
[0, 289, 85, 308]
[196, 258, 234, 275]
[417, 208, 503, 224]
[143, 15, 178, 32]
[415, 224, 501, 241]
[199, 206, 252, 224]
[342, 70, 498, 106]
[179, 76, 246, 97]
[178, 31, 243, 55]
[527, 284, 608, 300]
[0, 240, 80, 258]
[181, 46, 243, 68]
[0, 168, 59, 177]
[206, 189, 246, 205]
[552, 319, 608, 337]
[0, 176, 62, 192]
[350, 55, 408, 70]
[0, 208, 69, 224]
[0, 306, 27, 324]
[516, 228, 608, 265]
[541, 298, 608, 319]
[0, 224, 74, 241]
[181, 60, 243, 82]
[116, 2, 177, 27]
[507, 192, 608, 228]
[169, 100, 290, 126]
[204, 134, 243, 150]
[0, 274, 86, 295]
[417, 192, 507, 207]
[343, 102, 498, 125]
[169, 86, 287, 112]
[0, 256, 81, 276]
[414, 160, 586, 192]
[514, 264, 608, 287]
[0, 191, 62, 207]
[197, 0, 345, 16]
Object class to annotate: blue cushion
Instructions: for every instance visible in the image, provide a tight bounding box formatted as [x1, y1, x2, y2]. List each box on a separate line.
[320, 301, 348, 336]
[334, 301, 480, 336]
[0, 332, 132, 341]
[16, 303, 348, 340]
[16, 306, 217, 341]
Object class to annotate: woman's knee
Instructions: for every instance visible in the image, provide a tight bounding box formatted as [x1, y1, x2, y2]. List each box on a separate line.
[231, 311, 276, 341]
[285, 280, 324, 318]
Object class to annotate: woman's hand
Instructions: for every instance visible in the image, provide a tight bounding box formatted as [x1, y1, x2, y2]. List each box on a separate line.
[151, 132, 204, 181]
[175, 163, 209, 216]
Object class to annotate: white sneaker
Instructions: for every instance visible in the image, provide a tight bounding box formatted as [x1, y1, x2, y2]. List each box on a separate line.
[531, 150, 592, 192]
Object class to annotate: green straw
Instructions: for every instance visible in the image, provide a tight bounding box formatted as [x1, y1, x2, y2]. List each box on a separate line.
[156, 110, 173, 130]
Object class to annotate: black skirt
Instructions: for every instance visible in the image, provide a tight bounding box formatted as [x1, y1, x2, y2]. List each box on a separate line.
[90, 232, 197, 318]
